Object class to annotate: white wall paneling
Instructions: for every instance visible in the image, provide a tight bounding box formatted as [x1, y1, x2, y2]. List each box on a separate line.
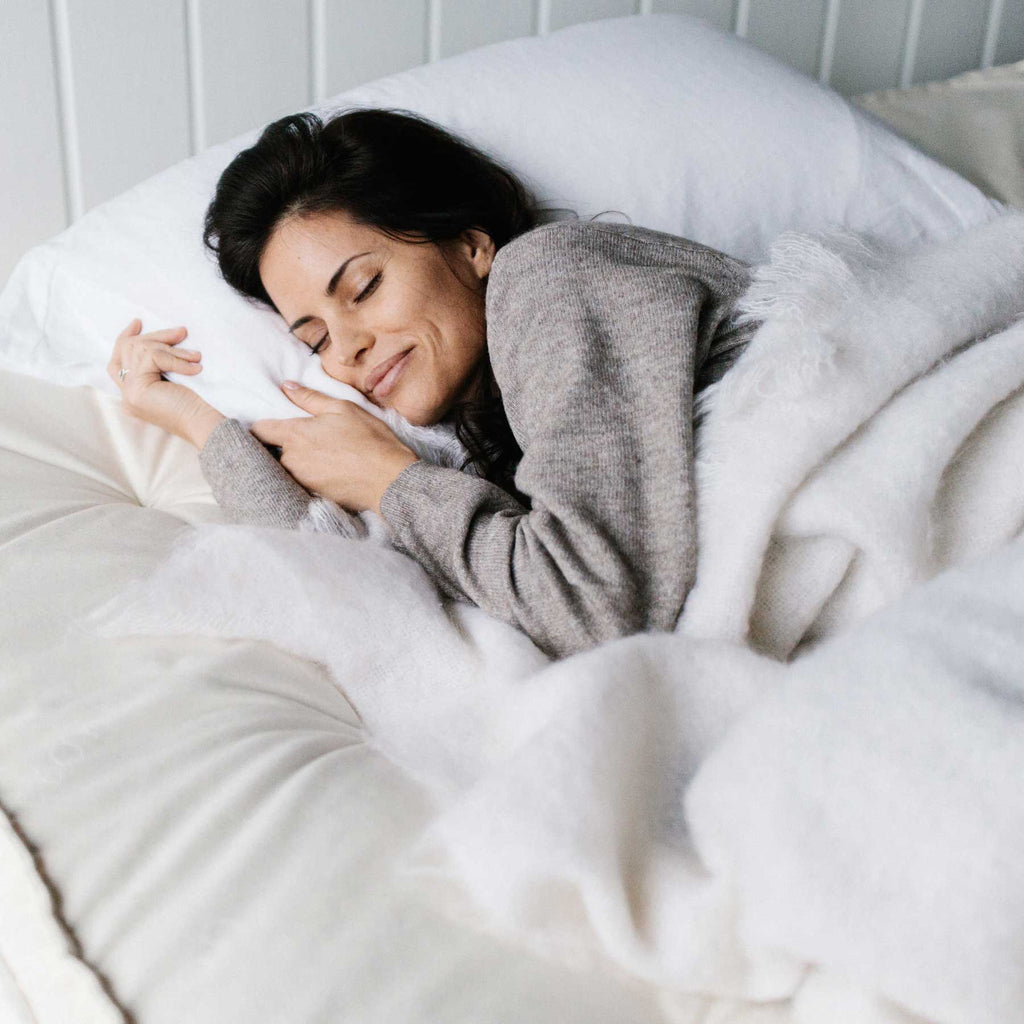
[437, 0, 535, 59]
[549, 0, 640, 33]
[322, 0, 428, 96]
[0, 2, 68, 284]
[746, 0, 829, 79]
[192, 0, 310, 149]
[61, 0, 192, 211]
[994, 0, 1024, 66]
[733, 0, 750, 37]
[649, 0, 734, 33]
[828, 0, 914, 95]
[981, 0, 1007, 69]
[899, 0, 926, 87]
[818, 0, 842, 84]
[3, 0, 1022, 287]
[913, 0, 991, 85]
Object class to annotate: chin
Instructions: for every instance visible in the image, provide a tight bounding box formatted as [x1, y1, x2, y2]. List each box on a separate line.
[391, 398, 443, 428]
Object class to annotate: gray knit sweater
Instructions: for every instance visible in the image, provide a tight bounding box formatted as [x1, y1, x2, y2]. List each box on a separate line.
[198, 220, 757, 659]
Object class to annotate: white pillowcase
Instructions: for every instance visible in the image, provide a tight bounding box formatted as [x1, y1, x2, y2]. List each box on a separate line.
[0, 12, 1004, 446]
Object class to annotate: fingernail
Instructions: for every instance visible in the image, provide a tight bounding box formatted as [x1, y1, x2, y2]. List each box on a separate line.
[282, 380, 299, 389]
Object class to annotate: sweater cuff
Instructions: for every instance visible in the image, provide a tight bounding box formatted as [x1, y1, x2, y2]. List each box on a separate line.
[199, 415, 257, 459]
[197, 416, 314, 530]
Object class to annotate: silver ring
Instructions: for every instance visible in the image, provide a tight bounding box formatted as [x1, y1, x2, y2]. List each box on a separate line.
[118, 367, 129, 383]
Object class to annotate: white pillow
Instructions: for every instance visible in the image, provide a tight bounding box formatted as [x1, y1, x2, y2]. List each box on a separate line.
[0, 12, 1004, 439]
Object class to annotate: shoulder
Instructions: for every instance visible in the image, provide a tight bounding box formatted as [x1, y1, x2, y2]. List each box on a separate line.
[490, 219, 750, 285]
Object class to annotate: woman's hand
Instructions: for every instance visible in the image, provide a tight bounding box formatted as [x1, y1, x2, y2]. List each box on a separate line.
[107, 319, 225, 447]
[250, 383, 418, 514]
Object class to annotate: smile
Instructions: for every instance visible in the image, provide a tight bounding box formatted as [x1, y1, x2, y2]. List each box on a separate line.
[367, 348, 413, 399]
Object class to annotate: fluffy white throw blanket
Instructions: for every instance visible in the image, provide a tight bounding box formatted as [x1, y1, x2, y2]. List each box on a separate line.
[86, 211, 1024, 1024]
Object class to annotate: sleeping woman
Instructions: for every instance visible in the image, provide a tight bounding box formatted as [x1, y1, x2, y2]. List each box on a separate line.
[106, 108, 759, 660]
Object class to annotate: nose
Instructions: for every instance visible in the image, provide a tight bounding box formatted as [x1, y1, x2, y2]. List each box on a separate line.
[330, 322, 374, 369]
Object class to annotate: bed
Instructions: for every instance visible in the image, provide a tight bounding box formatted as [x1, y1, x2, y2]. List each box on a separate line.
[2, 12, 1023, 1024]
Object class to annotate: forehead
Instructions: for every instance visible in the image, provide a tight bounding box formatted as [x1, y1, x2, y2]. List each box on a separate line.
[259, 210, 384, 300]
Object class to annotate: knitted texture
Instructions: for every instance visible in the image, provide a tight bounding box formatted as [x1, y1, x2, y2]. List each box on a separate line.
[198, 417, 317, 529]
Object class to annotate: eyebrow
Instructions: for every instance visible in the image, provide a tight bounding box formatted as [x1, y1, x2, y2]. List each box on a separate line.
[287, 251, 371, 335]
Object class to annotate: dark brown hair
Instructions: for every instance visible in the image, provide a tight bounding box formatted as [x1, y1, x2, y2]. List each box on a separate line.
[202, 107, 550, 501]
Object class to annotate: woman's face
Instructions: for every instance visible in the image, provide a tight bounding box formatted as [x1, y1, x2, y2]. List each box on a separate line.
[259, 209, 495, 425]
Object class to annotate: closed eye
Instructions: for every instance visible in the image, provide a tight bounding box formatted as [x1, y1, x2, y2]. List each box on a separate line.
[356, 271, 382, 304]
[307, 272, 382, 357]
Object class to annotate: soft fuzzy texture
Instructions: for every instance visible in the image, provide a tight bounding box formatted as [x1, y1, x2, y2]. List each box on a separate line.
[85, 211, 1024, 1024]
[685, 210, 1024, 645]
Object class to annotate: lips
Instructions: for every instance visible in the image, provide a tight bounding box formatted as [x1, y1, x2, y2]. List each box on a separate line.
[365, 348, 413, 398]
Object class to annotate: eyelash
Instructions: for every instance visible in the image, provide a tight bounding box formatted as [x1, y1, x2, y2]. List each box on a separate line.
[308, 272, 383, 356]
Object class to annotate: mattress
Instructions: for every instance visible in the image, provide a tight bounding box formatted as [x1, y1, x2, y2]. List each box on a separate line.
[0, 367, 818, 1024]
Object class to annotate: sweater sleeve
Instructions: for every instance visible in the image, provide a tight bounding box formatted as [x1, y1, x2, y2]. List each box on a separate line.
[379, 220, 753, 660]
[197, 416, 363, 536]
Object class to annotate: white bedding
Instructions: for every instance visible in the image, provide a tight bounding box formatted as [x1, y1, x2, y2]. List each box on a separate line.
[2, 371, 732, 1024]
[85, 212, 1024, 1024]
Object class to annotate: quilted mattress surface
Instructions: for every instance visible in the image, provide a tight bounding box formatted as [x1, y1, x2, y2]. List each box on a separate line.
[0, 367, 817, 1023]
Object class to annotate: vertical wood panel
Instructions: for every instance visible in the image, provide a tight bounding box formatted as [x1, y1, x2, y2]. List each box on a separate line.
[51, 0, 83, 219]
[427, 0, 442, 60]
[197, 0, 309, 146]
[322, 0, 428, 96]
[0, 1, 67, 281]
[829, 0, 913, 94]
[310, 0, 328, 102]
[981, 0, 1006, 68]
[535, 0, 553, 33]
[439, 0, 535, 58]
[818, 0, 842, 84]
[64, 0, 191, 211]
[650, 0, 734, 32]
[913, 0, 990, 84]
[747, 0, 828, 78]
[549, 0, 638, 32]
[734, 0, 750, 35]
[899, 0, 925, 86]
[184, 0, 205, 152]
[995, 0, 1024, 63]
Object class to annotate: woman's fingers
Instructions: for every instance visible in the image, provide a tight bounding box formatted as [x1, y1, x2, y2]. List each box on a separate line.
[151, 346, 203, 374]
[116, 321, 187, 343]
[140, 325, 189, 343]
[249, 419, 289, 445]
[110, 323, 201, 387]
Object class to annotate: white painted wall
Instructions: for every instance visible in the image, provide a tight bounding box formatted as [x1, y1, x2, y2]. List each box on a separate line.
[1, 0, 1021, 285]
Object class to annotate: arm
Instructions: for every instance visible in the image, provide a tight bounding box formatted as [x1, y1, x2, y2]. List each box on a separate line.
[197, 416, 364, 536]
[380, 221, 754, 659]
[380, 455, 654, 659]
[104, 319, 364, 535]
